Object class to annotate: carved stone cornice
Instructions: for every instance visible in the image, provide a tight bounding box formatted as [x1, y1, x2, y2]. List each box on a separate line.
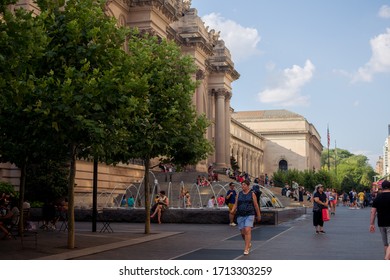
[208, 41, 240, 80]
[125, 0, 191, 22]
[109, 0, 130, 11]
[196, 69, 205, 80]
[168, 8, 217, 57]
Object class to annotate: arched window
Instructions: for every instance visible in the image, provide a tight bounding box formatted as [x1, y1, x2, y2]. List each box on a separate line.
[279, 160, 288, 171]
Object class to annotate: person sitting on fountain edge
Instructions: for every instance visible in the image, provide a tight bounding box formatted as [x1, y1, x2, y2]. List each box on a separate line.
[151, 191, 169, 224]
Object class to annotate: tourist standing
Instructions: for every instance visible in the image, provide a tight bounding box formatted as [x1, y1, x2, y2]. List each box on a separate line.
[370, 180, 390, 260]
[312, 184, 328, 234]
[329, 188, 337, 215]
[230, 180, 261, 255]
[226, 182, 237, 226]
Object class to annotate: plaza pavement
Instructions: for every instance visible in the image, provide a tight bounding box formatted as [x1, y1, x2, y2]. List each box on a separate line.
[0, 205, 385, 260]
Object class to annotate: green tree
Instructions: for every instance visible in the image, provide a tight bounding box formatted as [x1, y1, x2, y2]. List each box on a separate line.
[117, 30, 213, 233]
[28, 0, 139, 248]
[272, 169, 334, 191]
[321, 148, 375, 192]
[301, 169, 317, 191]
[25, 159, 68, 203]
[321, 148, 353, 168]
[0, 1, 52, 234]
[336, 155, 375, 191]
[340, 174, 355, 193]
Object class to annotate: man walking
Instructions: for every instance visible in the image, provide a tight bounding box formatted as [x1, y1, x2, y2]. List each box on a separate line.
[370, 180, 390, 260]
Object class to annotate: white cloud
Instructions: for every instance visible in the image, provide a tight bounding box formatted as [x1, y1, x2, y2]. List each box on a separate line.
[258, 60, 315, 107]
[379, 5, 390, 18]
[352, 28, 390, 82]
[201, 13, 261, 62]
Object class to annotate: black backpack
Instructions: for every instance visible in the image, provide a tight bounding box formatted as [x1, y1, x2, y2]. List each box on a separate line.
[252, 184, 262, 201]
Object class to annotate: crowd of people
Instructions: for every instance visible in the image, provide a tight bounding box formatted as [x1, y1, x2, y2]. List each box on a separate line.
[3, 171, 389, 259]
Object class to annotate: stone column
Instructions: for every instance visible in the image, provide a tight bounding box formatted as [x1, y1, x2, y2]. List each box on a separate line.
[242, 147, 247, 173]
[232, 143, 238, 165]
[225, 92, 232, 167]
[207, 89, 215, 164]
[195, 69, 206, 114]
[214, 89, 226, 168]
[249, 151, 253, 177]
[237, 146, 243, 173]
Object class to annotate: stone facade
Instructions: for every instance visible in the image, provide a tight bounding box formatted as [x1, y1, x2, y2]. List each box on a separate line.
[232, 110, 322, 176]
[106, 1, 240, 170]
[230, 117, 265, 177]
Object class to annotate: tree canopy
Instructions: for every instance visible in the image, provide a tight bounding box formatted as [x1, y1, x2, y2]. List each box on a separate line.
[1, 0, 139, 248]
[321, 148, 376, 192]
[0, 0, 54, 234]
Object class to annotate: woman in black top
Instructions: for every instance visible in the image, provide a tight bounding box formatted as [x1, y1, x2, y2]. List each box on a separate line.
[313, 184, 328, 234]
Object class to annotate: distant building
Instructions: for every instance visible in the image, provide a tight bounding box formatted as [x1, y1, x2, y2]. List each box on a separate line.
[232, 110, 322, 176]
[383, 125, 390, 176]
[376, 156, 383, 176]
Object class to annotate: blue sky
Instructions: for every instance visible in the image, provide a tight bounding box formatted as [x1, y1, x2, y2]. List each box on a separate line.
[191, 0, 390, 168]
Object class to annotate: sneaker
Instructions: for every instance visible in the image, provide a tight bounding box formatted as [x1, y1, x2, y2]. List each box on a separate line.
[243, 250, 249, 255]
[319, 230, 326, 234]
[230, 222, 237, 226]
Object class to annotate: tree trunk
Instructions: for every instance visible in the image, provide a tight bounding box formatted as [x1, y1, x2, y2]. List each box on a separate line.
[67, 144, 77, 249]
[18, 158, 27, 235]
[144, 158, 151, 234]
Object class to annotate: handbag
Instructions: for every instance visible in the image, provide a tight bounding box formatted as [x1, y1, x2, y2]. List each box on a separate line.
[322, 208, 330, 222]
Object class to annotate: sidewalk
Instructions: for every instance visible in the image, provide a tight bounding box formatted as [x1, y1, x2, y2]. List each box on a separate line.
[0, 205, 384, 260]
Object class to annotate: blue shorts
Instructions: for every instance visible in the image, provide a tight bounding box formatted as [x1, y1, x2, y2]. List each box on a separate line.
[237, 215, 255, 230]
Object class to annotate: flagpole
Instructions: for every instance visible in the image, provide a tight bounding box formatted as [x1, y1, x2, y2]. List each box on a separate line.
[327, 125, 330, 171]
[334, 140, 337, 177]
